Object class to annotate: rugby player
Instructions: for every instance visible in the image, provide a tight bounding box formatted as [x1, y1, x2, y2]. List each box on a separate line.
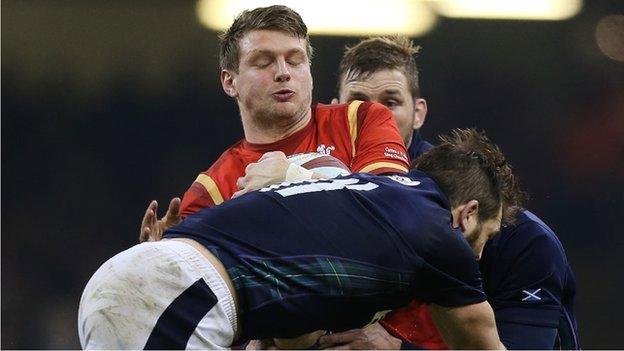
[139, 5, 409, 241]
[79, 129, 516, 349]
[320, 36, 579, 349]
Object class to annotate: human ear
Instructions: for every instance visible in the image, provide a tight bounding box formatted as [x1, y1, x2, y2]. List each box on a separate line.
[459, 200, 479, 232]
[221, 69, 238, 98]
[412, 98, 428, 130]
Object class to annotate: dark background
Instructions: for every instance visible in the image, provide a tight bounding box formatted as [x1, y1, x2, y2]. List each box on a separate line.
[2, 1, 623, 348]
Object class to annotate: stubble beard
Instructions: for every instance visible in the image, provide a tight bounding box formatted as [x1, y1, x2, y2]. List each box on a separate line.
[249, 96, 311, 133]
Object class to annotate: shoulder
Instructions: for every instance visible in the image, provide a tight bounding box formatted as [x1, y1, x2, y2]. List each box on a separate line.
[495, 210, 567, 263]
[204, 140, 248, 175]
[314, 101, 390, 120]
[480, 210, 572, 303]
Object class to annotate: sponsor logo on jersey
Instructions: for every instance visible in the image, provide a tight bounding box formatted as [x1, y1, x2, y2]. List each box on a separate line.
[388, 175, 421, 187]
[317, 144, 336, 155]
[384, 147, 409, 163]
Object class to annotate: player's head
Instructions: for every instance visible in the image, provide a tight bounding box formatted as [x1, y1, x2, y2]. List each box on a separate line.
[413, 128, 524, 259]
[219, 5, 314, 127]
[337, 36, 427, 146]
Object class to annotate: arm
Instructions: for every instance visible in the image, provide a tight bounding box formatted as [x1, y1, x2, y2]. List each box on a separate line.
[317, 323, 402, 350]
[349, 101, 410, 175]
[273, 330, 326, 349]
[429, 301, 505, 350]
[232, 151, 325, 198]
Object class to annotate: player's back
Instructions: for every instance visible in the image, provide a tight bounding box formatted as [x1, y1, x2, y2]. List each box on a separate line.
[164, 171, 483, 340]
[480, 210, 579, 349]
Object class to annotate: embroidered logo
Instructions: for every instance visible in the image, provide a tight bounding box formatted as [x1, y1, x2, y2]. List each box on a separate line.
[317, 144, 336, 155]
[522, 288, 542, 302]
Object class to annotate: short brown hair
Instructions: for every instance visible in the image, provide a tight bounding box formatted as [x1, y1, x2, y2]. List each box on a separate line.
[338, 36, 422, 97]
[219, 5, 314, 72]
[413, 128, 525, 224]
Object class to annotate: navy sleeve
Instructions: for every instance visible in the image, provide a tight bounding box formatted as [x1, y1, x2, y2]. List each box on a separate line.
[481, 219, 568, 328]
[496, 321, 558, 349]
[418, 229, 487, 307]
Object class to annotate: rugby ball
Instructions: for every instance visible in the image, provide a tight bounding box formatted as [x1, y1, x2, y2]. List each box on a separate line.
[287, 152, 350, 178]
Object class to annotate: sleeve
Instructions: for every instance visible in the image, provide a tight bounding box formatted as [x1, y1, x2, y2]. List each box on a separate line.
[179, 173, 225, 217]
[347, 101, 410, 175]
[418, 230, 487, 307]
[496, 321, 558, 349]
[380, 301, 448, 350]
[486, 223, 567, 329]
[179, 148, 250, 217]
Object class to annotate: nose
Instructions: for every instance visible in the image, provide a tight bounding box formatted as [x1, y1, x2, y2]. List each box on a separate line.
[274, 58, 291, 83]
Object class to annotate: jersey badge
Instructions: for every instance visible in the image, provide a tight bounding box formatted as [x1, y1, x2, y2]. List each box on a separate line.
[317, 144, 336, 155]
[522, 288, 542, 302]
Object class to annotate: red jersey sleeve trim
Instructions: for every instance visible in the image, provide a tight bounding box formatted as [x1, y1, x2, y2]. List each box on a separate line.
[347, 100, 365, 158]
[194, 174, 224, 205]
[358, 161, 409, 174]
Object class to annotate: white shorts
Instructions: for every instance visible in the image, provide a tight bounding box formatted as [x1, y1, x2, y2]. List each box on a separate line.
[78, 240, 238, 349]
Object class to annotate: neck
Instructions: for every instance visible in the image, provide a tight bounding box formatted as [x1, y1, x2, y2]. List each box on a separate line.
[242, 108, 312, 144]
[405, 133, 413, 148]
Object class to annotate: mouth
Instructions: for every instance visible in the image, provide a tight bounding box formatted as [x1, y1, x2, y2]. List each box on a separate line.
[272, 89, 295, 102]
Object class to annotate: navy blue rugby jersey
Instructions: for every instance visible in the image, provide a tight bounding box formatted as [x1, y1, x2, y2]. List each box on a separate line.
[480, 210, 579, 349]
[407, 129, 433, 161]
[164, 170, 485, 340]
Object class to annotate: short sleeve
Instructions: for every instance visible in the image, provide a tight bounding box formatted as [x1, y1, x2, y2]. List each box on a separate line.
[416, 230, 487, 307]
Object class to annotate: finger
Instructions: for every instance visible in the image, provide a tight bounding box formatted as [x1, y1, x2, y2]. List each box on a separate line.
[231, 189, 247, 199]
[259, 151, 285, 161]
[139, 201, 158, 242]
[330, 97, 339, 105]
[244, 162, 256, 174]
[318, 330, 359, 348]
[165, 197, 182, 225]
[258, 152, 274, 161]
[147, 200, 158, 214]
[236, 177, 246, 190]
[139, 226, 150, 243]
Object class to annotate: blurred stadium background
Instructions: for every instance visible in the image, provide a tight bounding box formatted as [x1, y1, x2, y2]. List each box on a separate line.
[2, 0, 623, 348]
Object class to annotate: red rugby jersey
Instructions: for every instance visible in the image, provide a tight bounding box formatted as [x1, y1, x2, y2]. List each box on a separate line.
[180, 101, 409, 217]
[380, 301, 448, 349]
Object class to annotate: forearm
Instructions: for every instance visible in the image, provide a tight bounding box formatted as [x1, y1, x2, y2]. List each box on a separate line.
[430, 302, 504, 350]
[273, 330, 325, 349]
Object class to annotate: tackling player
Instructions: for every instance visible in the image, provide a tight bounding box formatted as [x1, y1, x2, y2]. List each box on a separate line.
[322, 36, 579, 349]
[79, 129, 516, 350]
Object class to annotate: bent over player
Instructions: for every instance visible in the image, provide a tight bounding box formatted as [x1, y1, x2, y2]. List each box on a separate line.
[79, 129, 520, 349]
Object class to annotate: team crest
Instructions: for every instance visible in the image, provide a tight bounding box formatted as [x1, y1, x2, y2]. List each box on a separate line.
[316, 144, 336, 155]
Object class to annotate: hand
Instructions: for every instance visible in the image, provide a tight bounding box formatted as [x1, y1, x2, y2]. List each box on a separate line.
[139, 197, 181, 242]
[317, 323, 402, 350]
[245, 339, 278, 350]
[232, 151, 291, 198]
